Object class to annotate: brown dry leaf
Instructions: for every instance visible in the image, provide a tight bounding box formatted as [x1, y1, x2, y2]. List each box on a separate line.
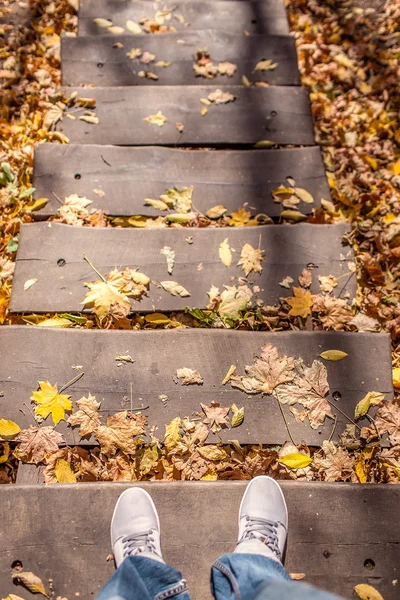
[11, 572, 48, 597]
[231, 343, 295, 395]
[144, 111, 167, 126]
[198, 445, 228, 461]
[138, 71, 159, 80]
[176, 367, 203, 385]
[79, 114, 99, 125]
[313, 296, 352, 331]
[207, 205, 227, 219]
[290, 573, 306, 581]
[95, 411, 145, 456]
[298, 268, 312, 288]
[275, 359, 332, 429]
[201, 402, 230, 433]
[217, 62, 237, 76]
[16, 426, 64, 464]
[313, 440, 355, 482]
[286, 287, 313, 318]
[67, 394, 101, 437]
[164, 417, 181, 451]
[237, 243, 264, 276]
[279, 275, 294, 289]
[375, 402, 400, 446]
[127, 48, 142, 59]
[207, 89, 235, 104]
[318, 274, 338, 293]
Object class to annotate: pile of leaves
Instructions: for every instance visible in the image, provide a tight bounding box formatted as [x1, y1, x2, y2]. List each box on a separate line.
[0, 0, 399, 486]
[0, 341, 398, 484]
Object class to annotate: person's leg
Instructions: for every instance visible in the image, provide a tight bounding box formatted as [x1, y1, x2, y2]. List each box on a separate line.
[95, 488, 190, 600]
[211, 476, 344, 600]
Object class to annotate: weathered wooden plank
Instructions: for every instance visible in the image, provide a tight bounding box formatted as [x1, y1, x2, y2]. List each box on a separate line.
[33, 145, 330, 218]
[16, 462, 44, 485]
[9, 222, 354, 314]
[62, 32, 300, 87]
[78, 0, 289, 36]
[1, 482, 398, 599]
[59, 86, 315, 146]
[0, 327, 392, 446]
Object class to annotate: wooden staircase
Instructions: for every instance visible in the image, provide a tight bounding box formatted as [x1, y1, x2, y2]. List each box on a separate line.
[1, 0, 399, 598]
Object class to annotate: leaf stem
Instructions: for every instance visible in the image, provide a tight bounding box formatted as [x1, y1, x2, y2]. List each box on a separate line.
[325, 397, 362, 431]
[83, 253, 106, 282]
[328, 415, 337, 442]
[59, 371, 84, 394]
[276, 398, 297, 446]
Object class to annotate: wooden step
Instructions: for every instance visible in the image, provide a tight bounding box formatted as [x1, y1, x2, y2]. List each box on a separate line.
[2, 482, 398, 599]
[59, 86, 315, 146]
[78, 0, 290, 36]
[9, 222, 354, 314]
[0, 327, 392, 445]
[61, 31, 300, 87]
[32, 145, 330, 219]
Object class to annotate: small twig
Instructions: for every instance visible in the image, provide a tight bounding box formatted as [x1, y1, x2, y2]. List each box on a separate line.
[83, 253, 106, 282]
[51, 190, 64, 206]
[338, 271, 355, 297]
[276, 398, 297, 446]
[59, 371, 84, 394]
[328, 415, 337, 442]
[325, 397, 362, 431]
[363, 413, 382, 445]
[130, 382, 133, 413]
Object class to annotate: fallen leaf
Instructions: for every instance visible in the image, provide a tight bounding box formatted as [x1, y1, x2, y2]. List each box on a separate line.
[207, 205, 227, 219]
[313, 440, 355, 481]
[231, 404, 244, 427]
[126, 19, 142, 33]
[349, 313, 380, 332]
[279, 453, 312, 469]
[55, 458, 76, 483]
[108, 26, 125, 34]
[354, 584, 384, 600]
[95, 411, 145, 456]
[176, 367, 203, 385]
[115, 355, 135, 363]
[79, 114, 99, 125]
[164, 416, 181, 450]
[160, 186, 193, 213]
[228, 206, 252, 226]
[11, 572, 48, 597]
[207, 89, 235, 104]
[217, 62, 237, 76]
[286, 287, 313, 318]
[393, 367, 400, 389]
[24, 278, 38, 291]
[31, 381, 72, 425]
[254, 59, 278, 71]
[319, 350, 348, 361]
[141, 51, 156, 64]
[138, 71, 159, 81]
[254, 140, 275, 148]
[201, 402, 230, 433]
[36, 317, 74, 328]
[127, 48, 142, 59]
[294, 188, 314, 204]
[160, 246, 175, 275]
[176, 122, 184, 133]
[156, 61, 171, 68]
[16, 426, 64, 463]
[238, 243, 264, 276]
[279, 275, 294, 289]
[219, 238, 232, 267]
[222, 365, 236, 385]
[161, 280, 190, 297]
[218, 285, 252, 319]
[0, 419, 20, 438]
[144, 313, 171, 325]
[242, 74, 251, 87]
[298, 268, 312, 288]
[145, 198, 169, 211]
[280, 209, 307, 222]
[290, 573, 306, 581]
[355, 391, 385, 420]
[318, 274, 338, 293]
[67, 394, 101, 437]
[375, 402, 400, 446]
[198, 445, 228, 461]
[140, 442, 159, 475]
[144, 111, 167, 127]
[93, 18, 113, 27]
[231, 343, 295, 395]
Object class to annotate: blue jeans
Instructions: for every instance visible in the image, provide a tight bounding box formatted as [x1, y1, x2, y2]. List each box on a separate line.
[95, 553, 344, 600]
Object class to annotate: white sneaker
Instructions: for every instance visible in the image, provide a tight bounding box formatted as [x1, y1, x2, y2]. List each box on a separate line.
[234, 476, 288, 564]
[111, 488, 164, 567]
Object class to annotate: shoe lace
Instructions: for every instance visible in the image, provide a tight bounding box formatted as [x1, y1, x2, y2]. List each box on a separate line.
[240, 516, 284, 559]
[122, 529, 157, 558]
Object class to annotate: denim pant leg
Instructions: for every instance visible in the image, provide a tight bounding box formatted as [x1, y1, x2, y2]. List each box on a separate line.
[95, 556, 190, 600]
[211, 553, 344, 600]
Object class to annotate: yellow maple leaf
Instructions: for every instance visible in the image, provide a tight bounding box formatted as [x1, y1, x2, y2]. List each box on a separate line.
[31, 381, 72, 425]
[228, 206, 251, 227]
[286, 287, 313, 318]
[238, 243, 264, 275]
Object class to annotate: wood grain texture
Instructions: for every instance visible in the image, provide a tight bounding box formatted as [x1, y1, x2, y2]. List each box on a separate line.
[1, 482, 398, 599]
[62, 32, 300, 87]
[33, 145, 330, 218]
[78, 0, 289, 36]
[0, 327, 392, 446]
[59, 86, 315, 146]
[9, 222, 355, 313]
